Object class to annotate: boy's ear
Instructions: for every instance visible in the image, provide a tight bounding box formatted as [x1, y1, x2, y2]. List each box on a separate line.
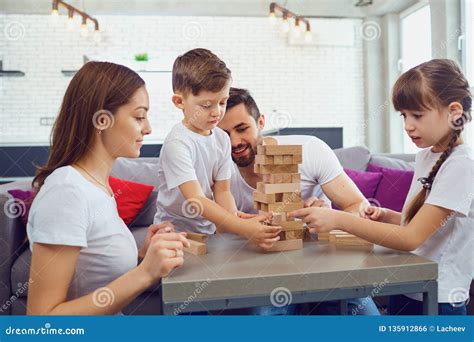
[172, 94, 185, 110]
[448, 102, 463, 121]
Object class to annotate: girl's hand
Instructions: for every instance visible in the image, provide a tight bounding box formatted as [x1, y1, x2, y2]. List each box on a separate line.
[139, 221, 175, 260]
[304, 196, 330, 208]
[242, 213, 281, 250]
[138, 232, 190, 283]
[288, 207, 338, 234]
[359, 204, 386, 221]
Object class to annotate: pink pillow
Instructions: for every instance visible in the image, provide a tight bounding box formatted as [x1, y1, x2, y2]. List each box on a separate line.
[6, 189, 35, 226]
[333, 169, 383, 209]
[367, 164, 414, 212]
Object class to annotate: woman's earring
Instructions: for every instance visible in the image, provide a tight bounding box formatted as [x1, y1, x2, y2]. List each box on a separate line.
[98, 129, 102, 135]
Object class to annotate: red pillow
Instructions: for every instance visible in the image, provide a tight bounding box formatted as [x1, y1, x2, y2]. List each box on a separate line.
[109, 176, 154, 225]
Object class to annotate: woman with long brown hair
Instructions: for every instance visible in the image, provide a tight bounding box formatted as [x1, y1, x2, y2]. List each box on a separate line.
[289, 59, 473, 315]
[26, 61, 189, 315]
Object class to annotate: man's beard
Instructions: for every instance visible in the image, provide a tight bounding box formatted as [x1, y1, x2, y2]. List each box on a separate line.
[232, 143, 256, 167]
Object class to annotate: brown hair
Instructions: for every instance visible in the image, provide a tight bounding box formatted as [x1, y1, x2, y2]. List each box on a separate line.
[392, 59, 472, 223]
[172, 48, 231, 96]
[33, 61, 145, 191]
[227, 87, 261, 122]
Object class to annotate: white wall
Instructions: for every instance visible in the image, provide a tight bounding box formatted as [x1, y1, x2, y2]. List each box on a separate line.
[0, 14, 365, 147]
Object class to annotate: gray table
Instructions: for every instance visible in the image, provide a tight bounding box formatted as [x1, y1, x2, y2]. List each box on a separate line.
[161, 234, 438, 315]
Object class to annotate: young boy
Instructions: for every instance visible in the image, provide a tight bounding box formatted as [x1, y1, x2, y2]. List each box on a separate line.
[154, 48, 280, 250]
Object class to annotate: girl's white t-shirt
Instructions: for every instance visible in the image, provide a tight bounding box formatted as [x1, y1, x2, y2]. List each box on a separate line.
[231, 135, 343, 214]
[153, 122, 232, 234]
[401, 144, 474, 303]
[27, 166, 138, 304]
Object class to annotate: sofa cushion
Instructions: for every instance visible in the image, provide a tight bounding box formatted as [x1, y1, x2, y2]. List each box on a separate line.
[334, 146, 371, 171]
[6, 189, 35, 226]
[109, 176, 154, 225]
[343, 168, 383, 199]
[111, 157, 160, 189]
[369, 155, 415, 171]
[130, 191, 158, 228]
[367, 163, 414, 212]
[10, 249, 31, 297]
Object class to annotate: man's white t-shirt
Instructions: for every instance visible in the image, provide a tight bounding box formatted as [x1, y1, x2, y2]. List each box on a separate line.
[27, 166, 138, 307]
[231, 135, 343, 214]
[401, 144, 474, 303]
[154, 122, 232, 234]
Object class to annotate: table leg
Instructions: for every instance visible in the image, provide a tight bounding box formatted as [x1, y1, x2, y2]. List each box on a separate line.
[422, 281, 438, 315]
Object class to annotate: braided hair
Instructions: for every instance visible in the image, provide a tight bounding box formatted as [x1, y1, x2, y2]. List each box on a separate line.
[392, 59, 472, 224]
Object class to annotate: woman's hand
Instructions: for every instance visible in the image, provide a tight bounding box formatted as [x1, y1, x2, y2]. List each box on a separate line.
[242, 212, 281, 250]
[138, 221, 175, 260]
[138, 232, 190, 284]
[288, 207, 339, 234]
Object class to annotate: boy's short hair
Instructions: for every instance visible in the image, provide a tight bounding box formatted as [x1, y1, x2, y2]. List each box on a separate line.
[227, 87, 261, 122]
[172, 48, 232, 96]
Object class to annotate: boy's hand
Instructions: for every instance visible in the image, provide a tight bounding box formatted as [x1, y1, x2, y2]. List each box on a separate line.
[243, 213, 281, 250]
[359, 203, 386, 221]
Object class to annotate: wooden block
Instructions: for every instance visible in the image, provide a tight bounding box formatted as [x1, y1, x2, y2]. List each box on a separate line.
[258, 145, 302, 156]
[282, 192, 302, 203]
[186, 232, 208, 243]
[284, 230, 304, 240]
[254, 164, 299, 175]
[255, 155, 274, 165]
[271, 212, 287, 224]
[267, 201, 304, 213]
[253, 201, 261, 210]
[283, 155, 293, 164]
[292, 154, 303, 164]
[266, 239, 303, 252]
[260, 203, 269, 212]
[291, 173, 301, 183]
[262, 173, 294, 183]
[318, 232, 330, 241]
[253, 191, 277, 204]
[329, 233, 373, 246]
[256, 182, 300, 194]
[273, 155, 284, 164]
[279, 220, 305, 230]
[262, 137, 278, 145]
[184, 240, 207, 255]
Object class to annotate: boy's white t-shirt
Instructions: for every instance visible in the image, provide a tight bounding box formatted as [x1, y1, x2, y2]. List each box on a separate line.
[154, 122, 232, 234]
[231, 135, 343, 214]
[401, 144, 474, 303]
[27, 166, 138, 306]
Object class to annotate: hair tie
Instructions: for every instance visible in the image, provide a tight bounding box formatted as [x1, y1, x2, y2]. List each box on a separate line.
[417, 177, 432, 190]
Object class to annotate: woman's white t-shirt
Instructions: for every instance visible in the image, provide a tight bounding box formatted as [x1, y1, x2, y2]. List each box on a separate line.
[27, 166, 138, 303]
[401, 145, 474, 303]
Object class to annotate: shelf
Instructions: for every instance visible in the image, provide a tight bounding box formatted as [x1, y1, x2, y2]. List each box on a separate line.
[0, 71, 25, 77]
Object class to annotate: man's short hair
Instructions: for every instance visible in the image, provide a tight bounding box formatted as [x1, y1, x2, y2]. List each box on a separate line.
[226, 87, 261, 121]
[172, 48, 232, 96]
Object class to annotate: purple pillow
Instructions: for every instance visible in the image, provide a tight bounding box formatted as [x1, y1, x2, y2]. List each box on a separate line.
[332, 168, 383, 209]
[367, 163, 414, 212]
[6, 189, 35, 226]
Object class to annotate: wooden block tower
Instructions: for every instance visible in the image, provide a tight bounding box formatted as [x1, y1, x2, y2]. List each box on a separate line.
[253, 137, 305, 252]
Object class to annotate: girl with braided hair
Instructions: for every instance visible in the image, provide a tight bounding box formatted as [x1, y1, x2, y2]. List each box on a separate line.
[289, 59, 473, 315]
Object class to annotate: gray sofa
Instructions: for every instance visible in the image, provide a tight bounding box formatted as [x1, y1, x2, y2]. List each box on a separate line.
[0, 145, 418, 315]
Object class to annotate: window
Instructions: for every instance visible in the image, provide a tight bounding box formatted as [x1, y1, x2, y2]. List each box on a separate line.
[462, 0, 473, 148]
[399, 3, 432, 153]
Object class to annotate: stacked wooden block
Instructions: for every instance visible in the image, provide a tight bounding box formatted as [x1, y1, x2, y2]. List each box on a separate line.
[253, 138, 305, 252]
[318, 230, 373, 247]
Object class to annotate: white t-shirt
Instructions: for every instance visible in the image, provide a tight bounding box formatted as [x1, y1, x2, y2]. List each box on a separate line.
[401, 145, 474, 303]
[27, 166, 138, 306]
[154, 122, 232, 234]
[231, 135, 343, 214]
